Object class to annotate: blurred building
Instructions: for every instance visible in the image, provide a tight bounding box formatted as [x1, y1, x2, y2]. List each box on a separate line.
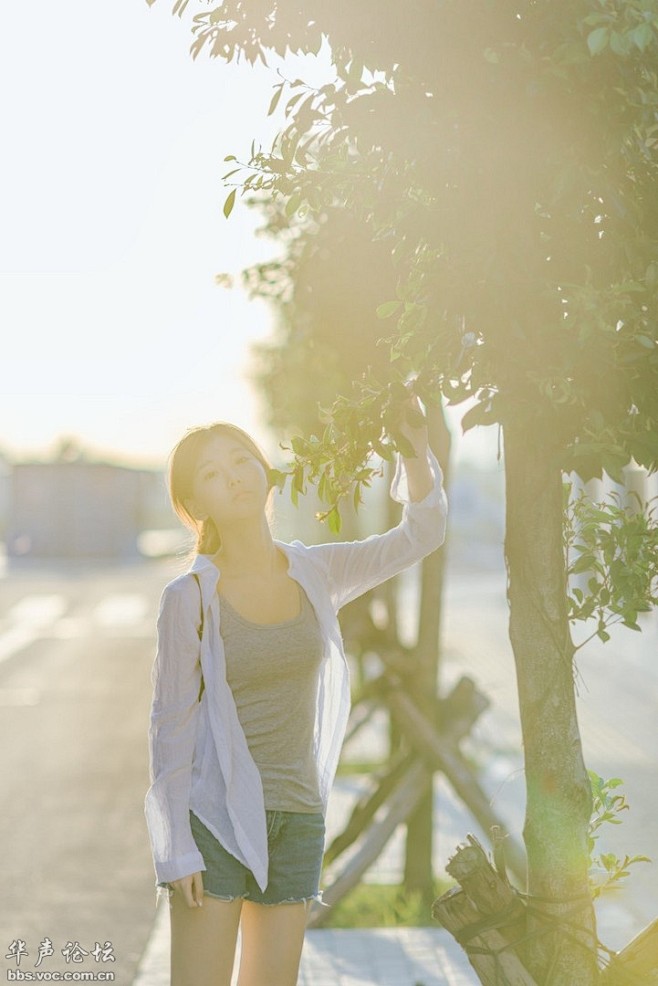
[0, 451, 11, 540]
[4, 450, 170, 560]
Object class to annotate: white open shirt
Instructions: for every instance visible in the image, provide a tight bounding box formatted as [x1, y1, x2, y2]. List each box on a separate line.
[144, 450, 448, 891]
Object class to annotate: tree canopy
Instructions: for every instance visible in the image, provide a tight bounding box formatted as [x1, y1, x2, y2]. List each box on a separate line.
[161, 0, 658, 506]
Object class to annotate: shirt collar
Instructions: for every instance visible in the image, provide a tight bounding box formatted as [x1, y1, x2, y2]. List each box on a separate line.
[188, 541, 298, 582]
[189, 553, 219, 575]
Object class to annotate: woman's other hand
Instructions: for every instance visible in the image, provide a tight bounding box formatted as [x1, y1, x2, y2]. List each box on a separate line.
[397, 393, 429, 461]
[397, 393, 433, 502]
[171, 871, 205, 908]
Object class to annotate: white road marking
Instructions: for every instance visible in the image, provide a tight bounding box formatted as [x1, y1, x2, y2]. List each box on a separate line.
[94, 594, 149, 626]
[0, 589, 154, 663]
[8, 594, 67, 626]
[0, 687, 40, 706]
[0, 594, 68, 665]
[0, 625, 42, 664]
[50, 617, 91, 638]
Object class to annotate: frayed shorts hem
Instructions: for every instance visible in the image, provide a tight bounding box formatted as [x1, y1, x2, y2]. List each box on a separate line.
[205, 889, 328, 907]
[156, 885, 329, 909]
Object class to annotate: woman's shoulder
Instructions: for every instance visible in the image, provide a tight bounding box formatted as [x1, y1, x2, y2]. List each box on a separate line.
[277, 538, 324, 566]
[158, 569, 199, 607]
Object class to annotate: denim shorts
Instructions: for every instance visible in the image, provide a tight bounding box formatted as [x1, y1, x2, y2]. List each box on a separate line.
[157, 808, 327, 907]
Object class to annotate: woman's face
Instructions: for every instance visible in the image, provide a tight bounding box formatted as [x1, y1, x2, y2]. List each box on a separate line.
[185, 433, 270, 528]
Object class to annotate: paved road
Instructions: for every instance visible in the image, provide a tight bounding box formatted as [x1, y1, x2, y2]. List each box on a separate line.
[0, 557, 175, 986]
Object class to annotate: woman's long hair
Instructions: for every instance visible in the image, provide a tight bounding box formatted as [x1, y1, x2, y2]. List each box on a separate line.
[168, 422, 274, 556]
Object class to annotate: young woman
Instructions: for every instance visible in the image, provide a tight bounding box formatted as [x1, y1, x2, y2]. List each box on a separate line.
[144, 399, 448, 986]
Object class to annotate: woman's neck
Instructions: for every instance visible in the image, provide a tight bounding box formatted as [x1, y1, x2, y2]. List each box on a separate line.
[212, 517, 282, 577]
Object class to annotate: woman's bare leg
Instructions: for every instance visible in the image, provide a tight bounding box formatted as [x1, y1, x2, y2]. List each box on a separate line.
[236, 899, 311, 986]
[170, 893, 243, 986]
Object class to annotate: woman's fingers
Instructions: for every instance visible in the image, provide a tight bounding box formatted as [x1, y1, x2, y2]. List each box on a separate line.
[192, 871, 204, 907]
[399, 395, 428, 451]
[400, 385, 427, 427]
[172, 873, 204, 908]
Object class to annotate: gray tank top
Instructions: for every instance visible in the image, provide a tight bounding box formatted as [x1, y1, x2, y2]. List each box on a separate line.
[219, 584, 324, 813]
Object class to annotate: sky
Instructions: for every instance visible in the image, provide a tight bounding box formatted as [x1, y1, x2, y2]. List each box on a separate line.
[0, 0, 499, 472]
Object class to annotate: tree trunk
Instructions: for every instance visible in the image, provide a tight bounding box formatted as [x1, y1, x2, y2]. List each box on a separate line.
[403, 401, 451, 908]
[503, 418, 598, 984]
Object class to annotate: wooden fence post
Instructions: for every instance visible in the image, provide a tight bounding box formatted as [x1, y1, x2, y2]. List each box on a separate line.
[600, 918, 658, 985]
[433, 836, 538, 986]
[309, 760, 431, 927]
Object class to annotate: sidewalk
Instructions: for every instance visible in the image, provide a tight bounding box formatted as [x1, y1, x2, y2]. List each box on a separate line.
[437, 568, 658, 952]
[132, 902, 479, 986]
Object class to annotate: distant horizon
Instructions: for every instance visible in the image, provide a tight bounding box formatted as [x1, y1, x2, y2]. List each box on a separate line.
[0, 406, 503, 474]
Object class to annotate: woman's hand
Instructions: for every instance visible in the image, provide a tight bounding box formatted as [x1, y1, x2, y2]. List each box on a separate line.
[397, 393, 429, 460]
[171, 871, 205, 908]
[398, 394, 433, 502]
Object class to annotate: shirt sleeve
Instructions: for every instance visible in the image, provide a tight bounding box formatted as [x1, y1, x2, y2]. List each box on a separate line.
[301, 448, 448, 612]
[144, 578, 206, 884]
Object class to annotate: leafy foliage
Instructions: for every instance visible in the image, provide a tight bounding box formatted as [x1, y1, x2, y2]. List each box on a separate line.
[274, 379, 422, 532]
[152, 0, 658, 521]
[587, 772, 651, 898]
[565, 485, 658, 645]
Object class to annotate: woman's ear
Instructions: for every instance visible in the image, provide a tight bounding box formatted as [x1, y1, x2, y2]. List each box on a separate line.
[184, 497, 208, 522]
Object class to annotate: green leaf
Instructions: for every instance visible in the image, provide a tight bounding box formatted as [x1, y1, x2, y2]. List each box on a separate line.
[631, 23, 653, 52]
[292, 464, 305, 494]
[609, 31, 629, 56]
[327, 505, 342, 534]
[285, 91, 306, 115]
[570, 553, 595, 575]
[621, 619, 642, 631]
[285, 192, 302, 218]
[267, 468, 288, 492]
[223, 188, 237, 219]
[268, 84, 284, 117]
[376, 300, 402, 319]
[461, 399, 496, 432]
[587, 27, 610, 55]
[601, 454, 627, 484]
[347, 58, 363, 86]
[405, 406, 426, 429]
[374, 440, 394, 462]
